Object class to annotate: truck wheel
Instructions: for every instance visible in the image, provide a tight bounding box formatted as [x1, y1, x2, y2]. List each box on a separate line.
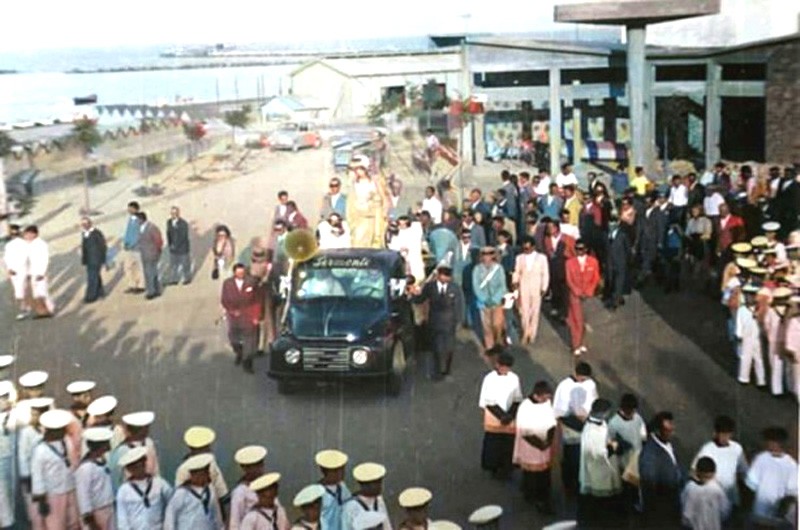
[386, 341, 406, 396]
[277, 380, 295, 395]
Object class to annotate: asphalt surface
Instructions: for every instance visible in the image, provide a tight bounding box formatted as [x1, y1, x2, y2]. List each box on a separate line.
[1, 146, 797, 529]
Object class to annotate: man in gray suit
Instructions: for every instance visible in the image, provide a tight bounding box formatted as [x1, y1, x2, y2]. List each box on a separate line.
[136, 212, 163, 299]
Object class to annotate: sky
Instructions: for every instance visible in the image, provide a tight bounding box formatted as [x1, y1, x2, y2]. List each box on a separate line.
[1, 0, 797, 51]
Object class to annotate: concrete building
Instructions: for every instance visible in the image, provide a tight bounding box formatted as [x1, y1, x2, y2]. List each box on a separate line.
[289, 51, 463, 122]
[260, 96, 328, 123]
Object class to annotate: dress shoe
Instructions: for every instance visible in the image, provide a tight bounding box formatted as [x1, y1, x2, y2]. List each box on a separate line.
[242, 359, 255, 374]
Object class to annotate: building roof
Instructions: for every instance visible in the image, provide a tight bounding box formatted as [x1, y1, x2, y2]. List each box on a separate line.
[555, 0, 721, 26]
[467, 36, 617, 56]
[291, 51, 462, 79]
[262, 96, 327, 111]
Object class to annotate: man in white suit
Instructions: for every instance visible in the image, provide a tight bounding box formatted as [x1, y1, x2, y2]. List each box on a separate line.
[3, 224, 30, 319]
[512, 236, 549, 345]
[23, 225, 54, 318]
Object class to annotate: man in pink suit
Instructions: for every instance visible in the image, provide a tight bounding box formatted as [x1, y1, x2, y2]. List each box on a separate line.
[221, 263, 263, 374]
[512, 236, 550, 345]
[566, 240, 601, 356]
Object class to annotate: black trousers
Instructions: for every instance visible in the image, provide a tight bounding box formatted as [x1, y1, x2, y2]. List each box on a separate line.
[521, 469, 551, 503]
[562, 443, 581, 495]
[550, 277, 568, 318]
[228, 324, 258, 362]
[431, 327, 455, 379]
[84, 264, 104, 302]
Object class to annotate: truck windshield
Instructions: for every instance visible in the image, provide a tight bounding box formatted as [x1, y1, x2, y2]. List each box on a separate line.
[295, 267, 385, 301]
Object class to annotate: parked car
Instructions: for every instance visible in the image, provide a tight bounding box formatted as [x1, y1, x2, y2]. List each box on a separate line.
[268, 122, 322, 151]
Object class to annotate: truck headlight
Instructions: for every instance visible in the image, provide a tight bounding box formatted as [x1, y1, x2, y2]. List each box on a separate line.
[351, 348, 369, 366]
[284, 348, 301, 365]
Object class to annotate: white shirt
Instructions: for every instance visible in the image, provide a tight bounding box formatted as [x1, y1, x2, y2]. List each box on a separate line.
[174, 455, 228, 502]
[478, 371, 523, 412]
[164, 485, 224, 530]
[17, 424, 42, 478]
[240, 504, 290, 530]
[553, 377, 598, 444]
[75, 458, 115, 514]
[692, 441, 747, 505]
[556, 172, 578, 188]
[746, 452, 798, 519]
[229, 482, 264, 530]
[421, 196, 443, 224]
[561, 223, 580, 240]
[425, 134, 440, 150]
[235, 278, 244, 290]
[31, 439, 75, 495]
[116, 476, 174, 530]
[681, 479, 731, 530]
[318, 221, 352, 250]
[534, 176, 552, 196]
[26, 237, 49, 277]
[437, 281, 447, 295]
[3, 237, 28, 274]
[703, 193, 725, 216]
[669, 184, 688, 207]
[607, 412, 647, 471]
[329, 193, 342, 208]
[577, 255, 587, 269]
[341, 495, 392, 530]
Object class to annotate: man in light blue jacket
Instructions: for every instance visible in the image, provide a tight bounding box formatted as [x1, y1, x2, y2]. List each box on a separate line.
[121, 201, 144, 293]
[472, 247, 508, 350]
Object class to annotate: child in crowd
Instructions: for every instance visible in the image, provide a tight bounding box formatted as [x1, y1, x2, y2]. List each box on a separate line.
[681, 456, 731, 530]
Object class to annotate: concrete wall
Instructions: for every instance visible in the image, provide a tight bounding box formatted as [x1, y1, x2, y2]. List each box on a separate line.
[765, 40, 800, 164]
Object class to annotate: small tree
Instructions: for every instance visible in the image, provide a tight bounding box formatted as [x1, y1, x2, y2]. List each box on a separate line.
[72, 118, 102, 215]
[223, 104, 251, 149]
[183, 121, 207, 177]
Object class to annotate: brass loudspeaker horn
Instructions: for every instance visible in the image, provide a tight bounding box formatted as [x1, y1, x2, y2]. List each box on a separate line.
[284, 228, 318, 263]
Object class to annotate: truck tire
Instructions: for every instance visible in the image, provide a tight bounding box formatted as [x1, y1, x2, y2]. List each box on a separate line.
[386, 341, 406, 397]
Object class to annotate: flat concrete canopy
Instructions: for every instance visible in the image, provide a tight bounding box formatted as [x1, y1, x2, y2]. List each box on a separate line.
[555, 0, 720, 26]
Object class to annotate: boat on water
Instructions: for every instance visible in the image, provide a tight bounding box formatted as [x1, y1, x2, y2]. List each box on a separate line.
[73, 94, 98, 105]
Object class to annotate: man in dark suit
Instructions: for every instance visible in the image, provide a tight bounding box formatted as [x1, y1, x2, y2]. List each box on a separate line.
[165, 206, 191, 285]
[543, 220, 575, 321]
[412, 265, 464, 381]
[136, 212, 163, 300]
[637, 193, 668, 284]
[80, 217, 107, 303]
[639, 411, 684, 527]
[604, 219, 632, 310]
[221, 263, 262, 373]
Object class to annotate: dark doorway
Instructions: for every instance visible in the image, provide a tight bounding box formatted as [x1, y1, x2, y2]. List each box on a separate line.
[720, 97, 765, 161]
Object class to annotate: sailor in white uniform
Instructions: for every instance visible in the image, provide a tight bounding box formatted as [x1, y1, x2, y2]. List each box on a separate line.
[164, 453, 224, 530]
[115, 447, 173, 530]
[75, 427, 115, 530]
[341, 463, 392, 530]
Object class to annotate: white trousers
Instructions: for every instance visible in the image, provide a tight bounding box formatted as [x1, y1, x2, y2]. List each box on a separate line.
[738, 340, 765, 386]
[768, 347, 784, 395]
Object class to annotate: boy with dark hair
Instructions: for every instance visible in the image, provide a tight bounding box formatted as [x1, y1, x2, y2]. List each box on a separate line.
[692, 415, 748, 508]
[681, 457, 730, 530]
[746, 427, 798, 527]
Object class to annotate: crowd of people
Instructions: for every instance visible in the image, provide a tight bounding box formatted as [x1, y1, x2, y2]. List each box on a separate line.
[0, 362, 509, 530]
[477, 350, 797, 529]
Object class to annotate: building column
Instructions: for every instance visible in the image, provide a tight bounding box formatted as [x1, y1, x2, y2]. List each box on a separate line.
[626, 24, 647, 169]
[705, 61, 722, 169]
[549, 67, 561, 176]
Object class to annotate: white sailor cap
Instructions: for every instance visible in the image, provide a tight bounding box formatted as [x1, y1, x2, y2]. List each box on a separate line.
[429, 521, 462, 530]
[39, 409, 74, 430]
[468, 505, 503, 525]
[118, 446, 148, 468]
[315, 449, 348, 469]
[122, 411, 155, 427]
[249, 472, 281, 492]
[293, 484, 325, 507]
[0, 381, 13, 397]
[762, 221, 780, 232]
[184, 453, 214, 472]
[542, 522, 578, 530]
[28, 397, 55, 409]
[66, 381, 96, 395]
[353, 511, 387, 530]
[235, 445, 268, 465]
[0, 356, 14, 369]
[87, 395, 117, 416]
[83, 427, 114, 443]
[352, 462, 386, 482]
[183, 426, 215, 448]
[398, 487, 432, 508]
[19, 371, 48, 388]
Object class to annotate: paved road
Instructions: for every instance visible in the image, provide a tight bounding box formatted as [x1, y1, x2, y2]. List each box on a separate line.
[1, 146, 797, 529]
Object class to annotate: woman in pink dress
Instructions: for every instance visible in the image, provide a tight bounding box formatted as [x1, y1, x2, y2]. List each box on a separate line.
[513, 381, 557, 514]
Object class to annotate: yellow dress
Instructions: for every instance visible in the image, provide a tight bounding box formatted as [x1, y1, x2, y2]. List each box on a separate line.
[347, 172, 388, 249]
